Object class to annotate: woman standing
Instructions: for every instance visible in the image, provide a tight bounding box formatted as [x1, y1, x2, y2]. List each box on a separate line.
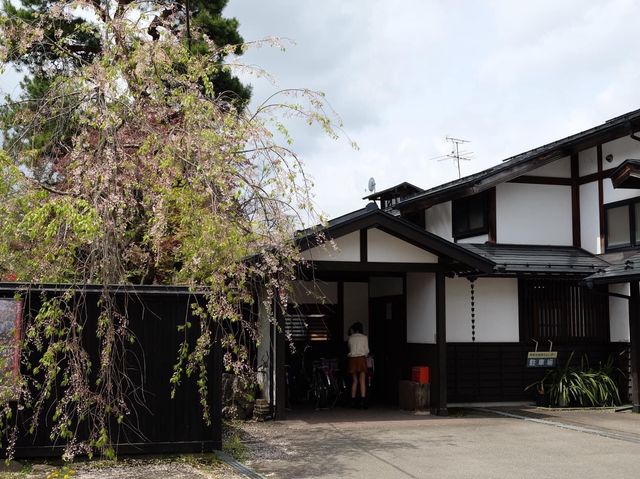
[347, 322, 369, 408]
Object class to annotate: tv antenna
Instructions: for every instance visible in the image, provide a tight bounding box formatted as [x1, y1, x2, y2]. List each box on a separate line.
[430, 136, 473, 179]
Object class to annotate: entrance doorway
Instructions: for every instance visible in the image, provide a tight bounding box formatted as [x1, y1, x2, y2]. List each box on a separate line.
[369, 294, 405, 405]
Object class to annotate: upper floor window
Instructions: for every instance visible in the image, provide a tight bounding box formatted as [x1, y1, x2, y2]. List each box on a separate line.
[605, 197, 640, 251]
[452, 191, 489, 239]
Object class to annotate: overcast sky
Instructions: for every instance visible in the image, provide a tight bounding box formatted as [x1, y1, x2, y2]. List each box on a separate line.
[224, 0, 640, 218]
[2, 1, 640, 219]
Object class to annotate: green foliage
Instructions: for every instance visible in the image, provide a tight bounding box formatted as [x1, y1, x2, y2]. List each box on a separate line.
[45, 465, 76, 479]
[528, 353, 622, 407]
[222, 432, 247, 462]
[188, 0, 251, 104]
[0, 0, 347, 461]
[0, 0, 251, 173]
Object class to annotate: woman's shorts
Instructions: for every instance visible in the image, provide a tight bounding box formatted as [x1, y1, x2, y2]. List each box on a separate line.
[348, 356, 368, 374]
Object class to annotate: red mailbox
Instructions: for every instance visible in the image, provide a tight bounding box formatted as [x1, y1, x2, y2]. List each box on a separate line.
[411, 366, 430, 384]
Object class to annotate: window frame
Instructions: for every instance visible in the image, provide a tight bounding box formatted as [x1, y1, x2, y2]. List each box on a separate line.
[518, 279, 609, 344]
[284, 303, 337, 343]
[604, 197, 640, 252]
[451, 191, 490, 240]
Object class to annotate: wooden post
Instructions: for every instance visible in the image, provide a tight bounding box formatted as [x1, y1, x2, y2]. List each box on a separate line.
[597, 145, 605, 253]
[431, 271, 448, 416]
[274, 302, 287, 420]
[630, 281, 640, 413]
[210, 328, 223, 449]
[570, 153, 581, 248]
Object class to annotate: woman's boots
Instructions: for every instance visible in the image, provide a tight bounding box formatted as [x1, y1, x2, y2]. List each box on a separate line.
[350, 394, 368, 409]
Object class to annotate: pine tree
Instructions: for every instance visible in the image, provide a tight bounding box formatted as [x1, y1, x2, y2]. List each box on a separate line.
[0, 0, 251, 181]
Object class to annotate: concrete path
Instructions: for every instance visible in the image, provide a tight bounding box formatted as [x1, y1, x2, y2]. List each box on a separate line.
[240, 407, 640, 479]
[478, 406, 640, 444]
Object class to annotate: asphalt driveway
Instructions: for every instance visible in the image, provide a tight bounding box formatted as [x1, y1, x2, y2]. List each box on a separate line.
[240, 407, 640, 479]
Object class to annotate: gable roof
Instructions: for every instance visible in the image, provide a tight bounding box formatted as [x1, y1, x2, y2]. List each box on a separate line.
[460, 244, 610, 276]
[584, 252, 640, 285]
[297, 204, 494, 273]
[362, 182, 423, 201]
[610, 159, 640, 189]
[397, 107, 640, 212]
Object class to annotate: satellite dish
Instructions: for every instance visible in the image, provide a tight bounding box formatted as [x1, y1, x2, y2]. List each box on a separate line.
[368, 177, 376, 193]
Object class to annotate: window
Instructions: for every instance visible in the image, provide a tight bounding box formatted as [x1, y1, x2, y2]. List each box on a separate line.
[519, 280, 609, 342]
[605, 197, 640, 251]
[452, 191, 489, 239]
[285, 304, 336, 343]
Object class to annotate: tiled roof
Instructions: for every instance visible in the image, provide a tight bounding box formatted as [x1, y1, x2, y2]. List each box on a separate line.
[460, 243, 610, 275]
[584, 252, 640, 284]
[397, 107, 640, 209]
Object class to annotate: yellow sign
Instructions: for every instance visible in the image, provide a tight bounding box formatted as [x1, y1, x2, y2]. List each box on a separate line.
[527, 351, 558, 359]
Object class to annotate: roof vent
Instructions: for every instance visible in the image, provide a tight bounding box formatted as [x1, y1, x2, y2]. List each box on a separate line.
[365, 202, 378, 211]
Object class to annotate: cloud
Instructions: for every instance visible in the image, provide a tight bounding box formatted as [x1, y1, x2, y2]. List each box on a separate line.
[479, 0, 640, 88]
[4, 1, 638, 222]
[0, 66, 23, 97]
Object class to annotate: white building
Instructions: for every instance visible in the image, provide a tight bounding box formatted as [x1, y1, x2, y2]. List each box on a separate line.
[264, 108, 640, 417]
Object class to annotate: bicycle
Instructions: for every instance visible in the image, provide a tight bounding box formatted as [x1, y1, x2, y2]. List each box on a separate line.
[309, 358, 345, 409]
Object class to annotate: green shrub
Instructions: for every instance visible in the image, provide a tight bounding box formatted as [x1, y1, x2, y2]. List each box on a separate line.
[528, 353, 622, 407]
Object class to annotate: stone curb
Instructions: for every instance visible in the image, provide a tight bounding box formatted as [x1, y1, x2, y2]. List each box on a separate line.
[474, 407, 640, 444]
[213, 451, 266, 479]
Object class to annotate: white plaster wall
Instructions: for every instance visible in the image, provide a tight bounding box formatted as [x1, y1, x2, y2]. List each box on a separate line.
[367, 228, 438, 263]
[457, 234, 489, 244]
[603, 178, 640, 204]
[343, 282, 369, 340]
[580, 181, 600, 254]
[302, 231, 359, 262]
[291, 281, 338, 305]
[369, 276, 403, 298]
[528, 156, 571, 178]
[446, 277, 472, 342]
[446, 277, 519, 342]
[406, 273, 436, 344]
[579, 147, 598, 176]
[474, 278, 520, 342]
[496, 183, 572, 245]
[602, 136, 640, 169]
[609, 283, 630, 342]
[425, 201, 453, 241]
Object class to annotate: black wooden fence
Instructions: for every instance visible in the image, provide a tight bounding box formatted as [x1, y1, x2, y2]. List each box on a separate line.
[0, 285, 222, 457]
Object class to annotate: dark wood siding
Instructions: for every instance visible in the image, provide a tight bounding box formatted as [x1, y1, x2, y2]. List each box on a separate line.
[1, 290, 222, 457]
[447, 342, 628, 403]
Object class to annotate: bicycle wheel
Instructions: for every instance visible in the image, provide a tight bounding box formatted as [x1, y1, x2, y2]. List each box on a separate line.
[313, 371, 330, 409]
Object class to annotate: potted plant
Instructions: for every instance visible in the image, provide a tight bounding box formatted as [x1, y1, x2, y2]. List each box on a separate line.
[526, 373, 551, 407]
[526, 352, 622, 408]
[534, 382, 550, 407]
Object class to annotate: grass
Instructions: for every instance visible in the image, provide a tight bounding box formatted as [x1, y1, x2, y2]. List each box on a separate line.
[221, 420, 249, 462]
[0, 453, 231, 478]
[222, 433, 247, 462]
[0, 421, 249, 478]
[0, 460, 34, 479]
[45, 465, 76, 479]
